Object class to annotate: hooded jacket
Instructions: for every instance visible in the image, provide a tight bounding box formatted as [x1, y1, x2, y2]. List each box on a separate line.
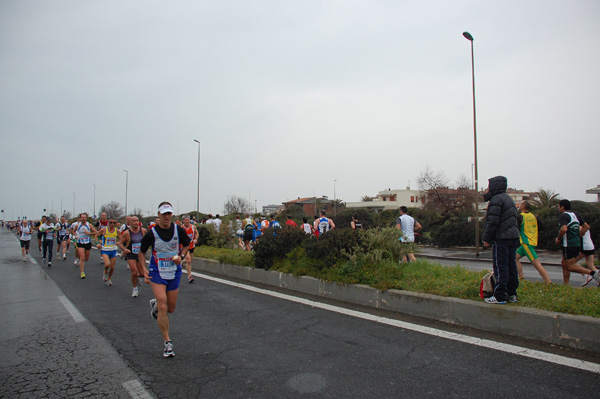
[482, 176, 519, 242]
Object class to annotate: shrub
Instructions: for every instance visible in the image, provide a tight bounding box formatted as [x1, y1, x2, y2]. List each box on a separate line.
[302, 228, 362, 269]
[253, 227, 308, 269]
[431, 218, 476, 247]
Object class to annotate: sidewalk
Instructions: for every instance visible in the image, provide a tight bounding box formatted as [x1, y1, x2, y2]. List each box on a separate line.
[0, 229, 153, 398]
[419, 245, 563, 267]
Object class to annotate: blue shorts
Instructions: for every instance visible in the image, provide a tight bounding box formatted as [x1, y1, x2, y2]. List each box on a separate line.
[101, 249, 118, 258]
[149, 267, 182, 292]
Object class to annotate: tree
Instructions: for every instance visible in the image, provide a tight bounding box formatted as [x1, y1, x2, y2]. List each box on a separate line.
[99, 201, 124, 219]
[130, 207, 144, 218]
[361, 195, 374, 202]
[224, 195, 251, 215]
[417, 166, 476, 218]
[530, 188, 560, 209]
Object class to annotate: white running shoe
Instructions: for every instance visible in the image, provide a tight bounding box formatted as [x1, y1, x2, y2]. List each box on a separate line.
[131, 287, 139, 297]
[581, 274, 594, 287]
[106, 279, 113, 286]
[163, 341, 175, 358]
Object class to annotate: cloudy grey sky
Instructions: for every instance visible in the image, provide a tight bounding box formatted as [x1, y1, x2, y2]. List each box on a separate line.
[1, 0, 599, 220]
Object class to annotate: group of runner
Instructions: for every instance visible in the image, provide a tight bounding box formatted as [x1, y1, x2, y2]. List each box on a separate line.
[10, 203, 198, 358]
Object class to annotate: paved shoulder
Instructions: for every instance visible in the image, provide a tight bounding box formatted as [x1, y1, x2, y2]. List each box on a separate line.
[0, 230, 153, 398]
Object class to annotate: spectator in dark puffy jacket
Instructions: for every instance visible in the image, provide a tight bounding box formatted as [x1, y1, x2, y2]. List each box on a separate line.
[482, 176, 520, 304]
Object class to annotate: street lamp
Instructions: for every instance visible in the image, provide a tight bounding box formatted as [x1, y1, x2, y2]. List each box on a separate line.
[123, 169, 128, 216]
[72, 192, 76, 219]
[334, 179, 337, 216]
[193, 139, 201, 219]
[92, 183, 96, 218]
[463, 31, 480, 257]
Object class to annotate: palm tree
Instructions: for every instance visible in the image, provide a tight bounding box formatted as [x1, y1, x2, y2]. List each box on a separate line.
[530, 188, 560, 209]
[361, 195, 374, 202]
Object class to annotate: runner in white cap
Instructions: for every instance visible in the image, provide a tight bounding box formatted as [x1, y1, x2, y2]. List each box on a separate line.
[139, 202, 190, 358]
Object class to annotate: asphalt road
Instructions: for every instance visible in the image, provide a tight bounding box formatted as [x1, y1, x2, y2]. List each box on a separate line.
[3, 231, 599, 398]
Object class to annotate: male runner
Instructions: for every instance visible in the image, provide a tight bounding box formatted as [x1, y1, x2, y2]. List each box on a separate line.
[139, 202, 190, 358]
[515, 201, 552, 284]
[118, 215, 147, 297]
[39, 217, 56, 267]
[74, 213, 98, 279]
[55, 216, 70, 260]
[18, 221, 32, 261]
[181, 215, 199, 283]
[96, 218, 120, 286]
[34, 216, 47, 253]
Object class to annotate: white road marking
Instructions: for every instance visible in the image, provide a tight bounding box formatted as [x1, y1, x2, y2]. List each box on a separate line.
[58, 295, 86, 323]
[123, 379, 154, 399]
[192, 271, 600, 374]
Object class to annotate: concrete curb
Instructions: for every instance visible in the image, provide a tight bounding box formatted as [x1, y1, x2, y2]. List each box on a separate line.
[193, 258, 600, 354]
[420, 254, 564, 267]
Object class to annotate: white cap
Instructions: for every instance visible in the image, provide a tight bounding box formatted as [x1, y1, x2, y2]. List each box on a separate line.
[158, 204, 174, 214]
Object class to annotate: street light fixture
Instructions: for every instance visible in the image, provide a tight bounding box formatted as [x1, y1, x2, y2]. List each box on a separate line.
[193, 140, 201, 220]
[334, 179, 337, 216]
[123, 170, 128, 216]
[92, 183, 96, 218]
[463, 31, 480, 257]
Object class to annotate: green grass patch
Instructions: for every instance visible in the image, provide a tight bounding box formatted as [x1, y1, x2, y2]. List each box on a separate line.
[193, 246, 600, 318]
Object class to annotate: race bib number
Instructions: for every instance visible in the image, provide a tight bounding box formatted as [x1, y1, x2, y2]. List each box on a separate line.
[106, 237, 117, 246]
[59, 229, 66, 236]
[131, 243, 141, 254]
[79, 236, 91, 244]
[157, 251, 177, 279]
[46, 232, 54, 240]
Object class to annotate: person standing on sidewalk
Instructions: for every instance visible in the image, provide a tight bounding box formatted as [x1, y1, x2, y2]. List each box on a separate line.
[139, 202, 190, 358]
[555, 199, 598, 285]
[396, 206, 422, 262]
[515, 201, 552, 284]
[482, 176, 520, 305]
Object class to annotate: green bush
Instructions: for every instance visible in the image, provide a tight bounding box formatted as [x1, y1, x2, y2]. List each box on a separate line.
[253, 227, 308, 269]
[431, 218, 476, 247]
[302, 228, 362, 269]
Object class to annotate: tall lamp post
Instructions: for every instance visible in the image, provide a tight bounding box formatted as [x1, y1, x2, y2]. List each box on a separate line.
[123, 170, 128, 216]
[92, 183, 96, 218]
[193, 140, 201, 220]
[72, 192, 76, 219]
[333, 179, 337, 216]
[463, 31, 480, 257]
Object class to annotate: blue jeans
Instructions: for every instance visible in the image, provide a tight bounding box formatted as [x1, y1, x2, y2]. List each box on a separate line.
[492, 239, 520, 302]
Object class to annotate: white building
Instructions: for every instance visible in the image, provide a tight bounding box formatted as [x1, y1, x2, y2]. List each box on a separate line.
[346, 187, 422, 212]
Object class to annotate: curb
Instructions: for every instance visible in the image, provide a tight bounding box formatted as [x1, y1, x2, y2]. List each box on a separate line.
[194, 258, 600, 354]
[420, 254, 564, 267]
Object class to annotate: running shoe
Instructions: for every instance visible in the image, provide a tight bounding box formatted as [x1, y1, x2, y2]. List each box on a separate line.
[81, 272, 86, 279]
[150, 298, 158, 319]
[508, 295, 518, 303]
[131, 287, 139, 297]
[581, 274, 594, 287]
[106, 279, 113, 286]
[188, 276, 194, 283]
[23, 257, 26, 262]
[48, 262, 52, 268]
[63, 254, 66, 260]
[484, 296, 506, 304]
[103, 271, 109, 281]
[163, 341, 175, 358]
[592, 271, 600, 284]
[74, 259, 80, 266]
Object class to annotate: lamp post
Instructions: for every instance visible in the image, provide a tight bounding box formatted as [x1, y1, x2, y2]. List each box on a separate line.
[72, 192, 76, 219]
[193, 139, 201, 220]
[463, 31, 480, 257]
[92, 183, 96, 218]
[123, 169, 128, 216]
[334, 179, 337, 216]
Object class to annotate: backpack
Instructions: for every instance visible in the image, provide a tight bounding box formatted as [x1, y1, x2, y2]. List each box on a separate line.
[479, 271, 497, 299]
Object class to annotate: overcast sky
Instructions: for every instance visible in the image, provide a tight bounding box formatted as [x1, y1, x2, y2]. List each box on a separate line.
[1, 0, 599, 220]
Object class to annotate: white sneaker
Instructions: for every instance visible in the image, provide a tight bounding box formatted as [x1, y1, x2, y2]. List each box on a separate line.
[131, 287, 139, 297]
[581, 274, 594, 287]
[106, 279, 113, 286]
[103, 271, 108, 281]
